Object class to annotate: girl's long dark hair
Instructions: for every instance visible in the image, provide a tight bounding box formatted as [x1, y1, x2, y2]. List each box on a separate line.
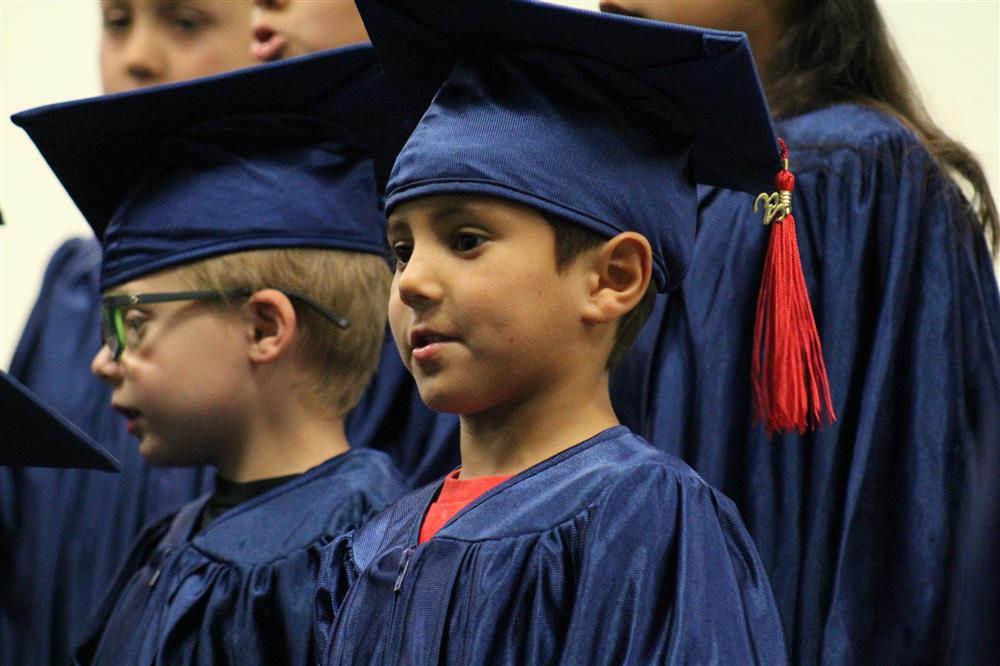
[765, 0, 998, 254]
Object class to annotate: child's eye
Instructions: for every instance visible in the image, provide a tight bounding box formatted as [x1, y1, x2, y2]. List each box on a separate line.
[453, 232, 486, 253]
[102, 6, 132, 33]
[122, 311, 148, 346]
[123, 311, 146, 328]
[173, 15, 202, 33]
[163, 7, 210, 35]
[391, 242, 413, 267]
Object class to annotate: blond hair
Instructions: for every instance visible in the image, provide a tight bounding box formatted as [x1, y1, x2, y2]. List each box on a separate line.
[179, 248, 391, 416]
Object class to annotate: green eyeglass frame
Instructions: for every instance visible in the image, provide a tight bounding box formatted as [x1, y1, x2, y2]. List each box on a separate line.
[100, 288, 350, 361]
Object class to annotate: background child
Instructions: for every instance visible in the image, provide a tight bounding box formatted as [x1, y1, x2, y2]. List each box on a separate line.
[14, 45, 407, 664]
[250, 0, 368, 63]
[100, 0, 256, 91]
[315, 2, 789, 663]
[599, 2, 1000, 664]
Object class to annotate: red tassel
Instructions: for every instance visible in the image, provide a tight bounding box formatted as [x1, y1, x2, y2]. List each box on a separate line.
[751, 139, 835, 435]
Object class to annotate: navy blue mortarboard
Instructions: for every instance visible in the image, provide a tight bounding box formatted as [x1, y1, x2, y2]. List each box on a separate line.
[360, 1, 835, 433]
[1, 371, 120, 471]
[356, 0, 780, 292]
[11, 44, 407, 291]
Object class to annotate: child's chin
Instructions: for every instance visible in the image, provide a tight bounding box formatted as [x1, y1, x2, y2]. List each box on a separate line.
[416, 384, 489, 416]
[138, 438, 197, 468]
[417, 394, 462, 415]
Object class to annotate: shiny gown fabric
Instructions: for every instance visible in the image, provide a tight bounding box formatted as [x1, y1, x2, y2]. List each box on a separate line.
[73, 449, 405, 665]
[947, 422, 1000, 664]
[0, 238, 457, 665]
[611, 104, 1000, 664]
[314, 427, 788, 665]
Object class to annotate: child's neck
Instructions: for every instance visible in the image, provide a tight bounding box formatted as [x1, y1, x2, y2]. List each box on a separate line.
[216, 403, 350, 483]
[457, 374, 619, 479]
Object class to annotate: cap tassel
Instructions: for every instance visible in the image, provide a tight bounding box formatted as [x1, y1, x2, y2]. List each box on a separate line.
[751, 139, 835, 435]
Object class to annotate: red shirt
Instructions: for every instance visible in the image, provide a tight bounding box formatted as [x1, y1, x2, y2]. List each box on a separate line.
[419, 469, 512, 543]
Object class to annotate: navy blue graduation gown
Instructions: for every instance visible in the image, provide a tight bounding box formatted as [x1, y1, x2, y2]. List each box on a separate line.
[611, 104, 1000, 664]
[946, 429, 1000, 664]
[0, 238, 458, 664]
[314, 427, 788, 665]
[74, 448, 405, 665]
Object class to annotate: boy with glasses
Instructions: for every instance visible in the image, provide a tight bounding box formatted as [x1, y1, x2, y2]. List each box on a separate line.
[1, 4, 254, 662]
[14, 45, 407, 665]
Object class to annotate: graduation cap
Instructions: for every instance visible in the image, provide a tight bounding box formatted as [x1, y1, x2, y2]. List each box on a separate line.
[1, 371, 120, 471]
[358, 0, 834, 433]
[11, 44, 408, 291]
[358, 0, 779, 292]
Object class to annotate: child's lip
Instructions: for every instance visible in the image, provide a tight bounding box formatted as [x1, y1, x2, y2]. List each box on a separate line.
[409, 326, 460, 350]
[250, 26, 287, 62]
[411, 341, 454, 364]
[408, 326, 460, 365]
[112, 403, 140, 419]
[597, 2, 643, 19]
[112, 404, 143, 435]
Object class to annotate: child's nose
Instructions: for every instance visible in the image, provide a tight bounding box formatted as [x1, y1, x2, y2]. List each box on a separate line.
[395, 249, 443, 310]
[121, 27, 167, 86]
[253, 0, 289, 10]
[91, 345, 124, 385]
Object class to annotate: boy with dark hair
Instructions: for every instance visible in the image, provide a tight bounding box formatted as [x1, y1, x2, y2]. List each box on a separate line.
[314, 2, 788, 663]
[13, 45, 408, 665]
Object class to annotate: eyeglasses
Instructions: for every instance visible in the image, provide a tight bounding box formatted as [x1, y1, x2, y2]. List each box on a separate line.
[101, 288, 350, 361]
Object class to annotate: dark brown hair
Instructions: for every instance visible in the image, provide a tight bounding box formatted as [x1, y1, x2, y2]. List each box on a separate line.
[546, 215, 656, 370]
[765, 0, 998, 254]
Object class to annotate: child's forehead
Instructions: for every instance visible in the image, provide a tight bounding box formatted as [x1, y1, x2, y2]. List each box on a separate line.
[104, 266, 188, 296]
[102, 0, 234, 11]
[387, 194, 548, 230]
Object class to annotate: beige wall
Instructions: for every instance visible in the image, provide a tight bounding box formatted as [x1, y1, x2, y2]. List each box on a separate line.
[2, 2, 103, 367]
[1, 0, 998, 367]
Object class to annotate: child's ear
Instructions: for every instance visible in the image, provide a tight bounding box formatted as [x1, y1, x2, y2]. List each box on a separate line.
[581, 232, 652, 325]
[245, 289, 297, 363]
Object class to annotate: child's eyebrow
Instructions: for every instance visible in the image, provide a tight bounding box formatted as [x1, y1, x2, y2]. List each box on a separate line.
[388, 203, 479, 236]
[426, 204, 494, 234]
[429, 204, 478, 223]
[386, 218, 410, 237]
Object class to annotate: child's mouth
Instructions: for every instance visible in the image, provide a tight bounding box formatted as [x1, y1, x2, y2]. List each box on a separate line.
[410, 330, 459, 363]
[113, 404, 143, 434]
[251, 26, 288, 63]
[597, 2, 644, 19]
